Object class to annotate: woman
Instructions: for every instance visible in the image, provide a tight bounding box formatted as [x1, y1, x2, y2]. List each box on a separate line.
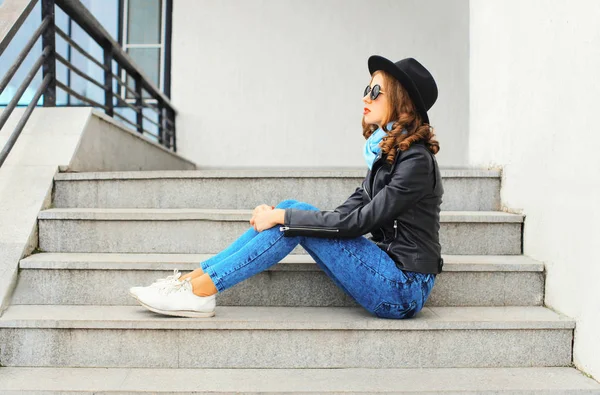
[130, 55, 444, 319]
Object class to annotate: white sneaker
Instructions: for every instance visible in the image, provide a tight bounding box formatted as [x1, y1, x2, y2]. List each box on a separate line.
[136, 277, 216, 318]
[129, 269, 183, 300]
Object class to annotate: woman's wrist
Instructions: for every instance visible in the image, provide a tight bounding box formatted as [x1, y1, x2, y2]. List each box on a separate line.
[272, 208, 285, 225]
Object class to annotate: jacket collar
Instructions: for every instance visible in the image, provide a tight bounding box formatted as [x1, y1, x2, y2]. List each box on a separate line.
[370, 139, 427, 176]
[371, 145, 401, 170]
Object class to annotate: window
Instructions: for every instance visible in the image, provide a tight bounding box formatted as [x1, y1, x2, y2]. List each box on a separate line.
[121, 0, 170, 101]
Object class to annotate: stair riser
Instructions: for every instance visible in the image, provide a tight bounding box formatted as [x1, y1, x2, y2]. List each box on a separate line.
[53, 177, 501, 211]
[38, 220, 522, 255]
[0, 328, 572, 368]
[12, 269, 544, 307]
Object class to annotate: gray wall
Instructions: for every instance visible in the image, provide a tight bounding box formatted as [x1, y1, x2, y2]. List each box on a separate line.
[171, 0, 469, 168]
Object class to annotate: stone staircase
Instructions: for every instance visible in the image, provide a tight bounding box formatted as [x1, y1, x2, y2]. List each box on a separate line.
[1, 168, 599, 393]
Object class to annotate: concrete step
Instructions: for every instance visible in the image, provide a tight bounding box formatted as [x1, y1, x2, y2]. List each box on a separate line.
[37, 208, 523, 255]
[53, 168, 501, 212]
[0, 305, 573, 368]
[13, 253, 544, 307]
[0, 366, 598, 394]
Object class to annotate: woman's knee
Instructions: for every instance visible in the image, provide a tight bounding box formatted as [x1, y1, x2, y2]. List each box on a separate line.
[289, 201, 319, 211]
[275, 199, 300, 209]
[373, 299, 419, 319]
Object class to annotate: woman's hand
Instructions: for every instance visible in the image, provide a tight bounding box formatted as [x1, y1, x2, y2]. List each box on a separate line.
[250, 204, 275, 231]
[252, 204, 273, 219]
[251, 209, 279, 232]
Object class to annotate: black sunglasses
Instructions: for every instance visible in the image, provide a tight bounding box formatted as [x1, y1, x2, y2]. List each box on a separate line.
[364, 84, 385, 100]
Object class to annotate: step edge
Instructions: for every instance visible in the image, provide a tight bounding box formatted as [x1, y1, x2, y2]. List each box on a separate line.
[0, 305, 576, 330]
[37, 209, 524, 223]
[19, 253, 544, 272]
[0, 366, 598, 393]
[54, 168, 501, 181]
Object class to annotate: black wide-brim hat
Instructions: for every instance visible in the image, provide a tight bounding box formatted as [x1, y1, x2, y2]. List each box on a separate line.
[368, 55, 438, 124]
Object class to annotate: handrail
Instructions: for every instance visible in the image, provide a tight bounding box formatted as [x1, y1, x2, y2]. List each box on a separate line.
[54, 0, 175, 111]
[0, 0, 177, 168]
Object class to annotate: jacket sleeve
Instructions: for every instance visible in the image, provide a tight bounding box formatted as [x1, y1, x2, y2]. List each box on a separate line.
[282, 149, 433, 238]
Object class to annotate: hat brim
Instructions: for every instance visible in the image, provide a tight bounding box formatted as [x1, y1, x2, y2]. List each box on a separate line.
[368, 55, 429, 124]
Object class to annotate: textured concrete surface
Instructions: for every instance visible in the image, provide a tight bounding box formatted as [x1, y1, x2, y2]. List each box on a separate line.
[53, 168, 501, 211]
[0, 305, 573, 368]
[0, 367, 598, 393]
[37, 209, 523, 255]
[441, 222, 522, 255]
[0, 328, 572, 369]
[13, 254, 544, 307]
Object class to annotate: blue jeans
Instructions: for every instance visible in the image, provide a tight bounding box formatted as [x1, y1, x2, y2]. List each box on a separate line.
[200, 199, 436, 319]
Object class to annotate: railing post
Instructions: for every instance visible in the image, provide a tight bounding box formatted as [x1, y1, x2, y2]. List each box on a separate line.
[169, 107, 176, 151]
[134, 75, 143, 133]
[41, 0, 56, 106]
[103, 46, 113, 116]
[164, 108, 172, 149]
[158, 104, 164, 145]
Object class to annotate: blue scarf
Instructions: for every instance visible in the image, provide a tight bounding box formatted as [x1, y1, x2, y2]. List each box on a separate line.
[363, 121, 397, 169]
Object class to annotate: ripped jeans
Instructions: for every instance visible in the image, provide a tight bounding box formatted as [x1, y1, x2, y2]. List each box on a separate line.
[200, 199, 436, 319]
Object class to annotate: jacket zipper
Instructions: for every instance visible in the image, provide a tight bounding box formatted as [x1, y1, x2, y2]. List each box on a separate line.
[387, 220, 397, 252]
[280, 226, 339, 233]
[365, 163, 383, 200]
[367, 161, 388, 241]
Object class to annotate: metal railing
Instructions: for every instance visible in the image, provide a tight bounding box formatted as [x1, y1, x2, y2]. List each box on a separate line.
[0, 0, 177, 168]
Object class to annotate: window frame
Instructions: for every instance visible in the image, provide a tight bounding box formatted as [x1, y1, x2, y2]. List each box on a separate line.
[119, 0, 170, 104]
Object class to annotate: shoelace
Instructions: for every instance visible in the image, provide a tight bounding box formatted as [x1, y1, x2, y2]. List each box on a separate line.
[158, 277, 192, 295]
[150, 269, 182, 288]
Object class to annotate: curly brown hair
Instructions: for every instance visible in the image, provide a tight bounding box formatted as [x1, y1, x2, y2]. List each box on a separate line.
[362, 70, 440, 165]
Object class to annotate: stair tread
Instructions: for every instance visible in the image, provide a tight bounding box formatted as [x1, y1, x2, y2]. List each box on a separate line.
[38, 208, 524, 222]
[54, 167, 501, 180]
[0, 305, 574, 330]
[20, 252, 544, 272]
[0, 366, 597, 393]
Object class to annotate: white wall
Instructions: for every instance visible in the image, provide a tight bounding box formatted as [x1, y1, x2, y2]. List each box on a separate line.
[171, 0, 469, 168]
[470, 0, 600, 380]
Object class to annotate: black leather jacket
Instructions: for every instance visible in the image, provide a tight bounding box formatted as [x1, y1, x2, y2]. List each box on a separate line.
[281, 141, 444, 274]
